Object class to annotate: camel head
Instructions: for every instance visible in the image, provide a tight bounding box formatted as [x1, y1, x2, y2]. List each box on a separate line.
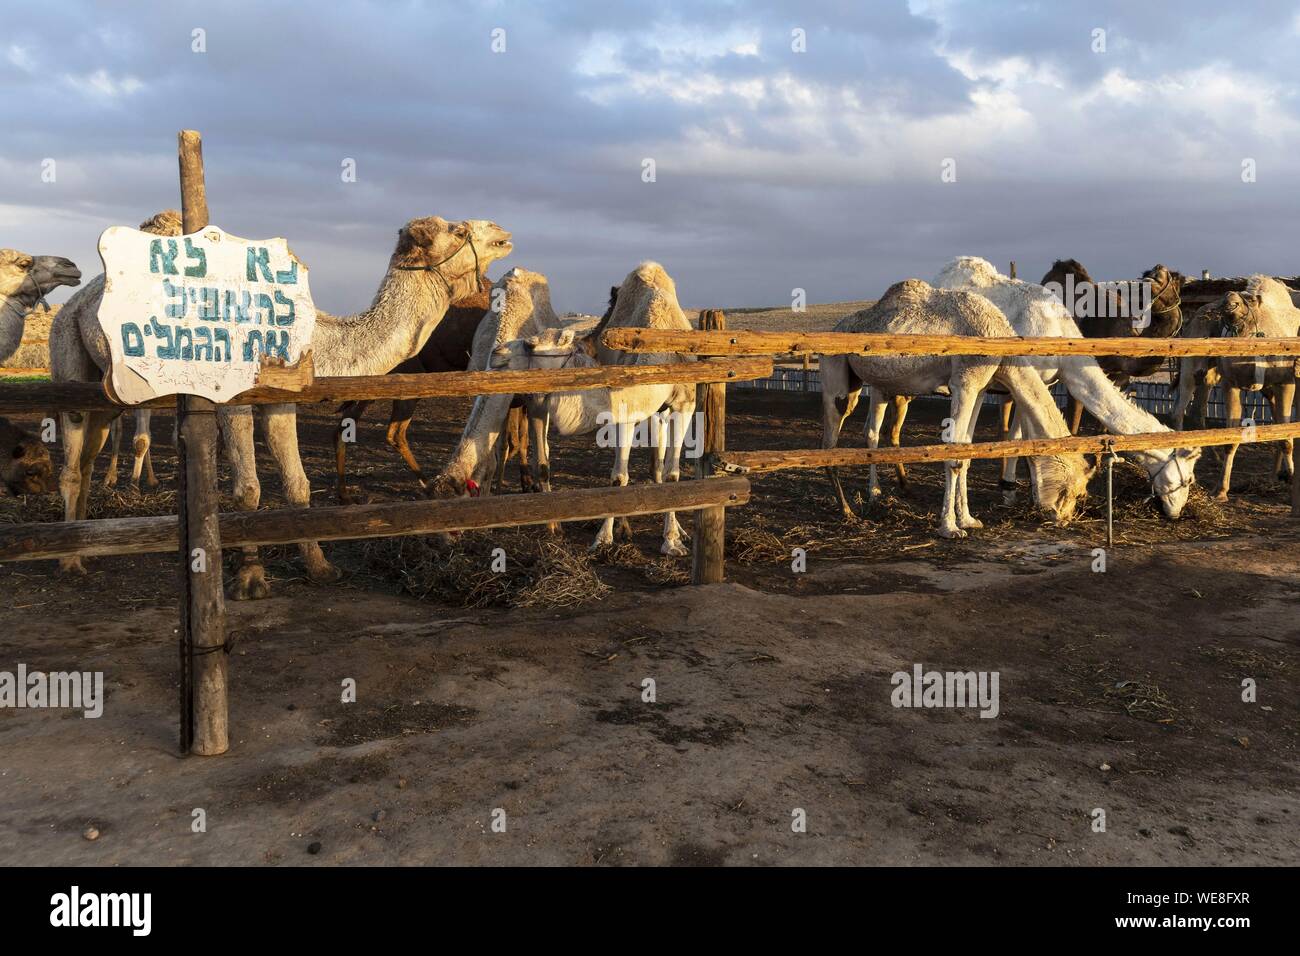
[1207, 290, 1264, 338]
[1149, 447, 1200, 519]
[1141, 264, 1184, 325]
[490, 327, 591, 371]
[392, 216, 512, 301]
[488, 267, 557, 341]
[1026, 453, 1092, 525]
[0, 248, 82, 311]
[0, 419, 55, 496]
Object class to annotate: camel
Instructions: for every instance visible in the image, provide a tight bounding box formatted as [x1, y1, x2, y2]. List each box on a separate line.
[1040, 259, 1186, 433]
[434, 264, 695, 552]
[51, 212, 513, 598]
[820, 279, 1092, 537]
[1195, 277, 1300, 499]
[1, 248, 81, 364]
[0, 247, 79, 500]
[331, 276, 530, 504]
[933, 257, 1200, 518]
[0, 417, 55, 496]
[432, 268, 595, 498]
[492, 316, 695, 554]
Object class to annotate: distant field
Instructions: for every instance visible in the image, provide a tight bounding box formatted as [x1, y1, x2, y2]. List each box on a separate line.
[684, 300, 873, 333]
[1, 305, 56, 371]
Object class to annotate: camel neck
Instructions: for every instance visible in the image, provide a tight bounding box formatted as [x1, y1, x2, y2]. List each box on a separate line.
[310, 266, 460, 377]
[0, 294, 34, 364]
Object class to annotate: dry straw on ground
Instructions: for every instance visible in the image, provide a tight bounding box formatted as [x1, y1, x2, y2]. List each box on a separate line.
[362, 528, 611, 608]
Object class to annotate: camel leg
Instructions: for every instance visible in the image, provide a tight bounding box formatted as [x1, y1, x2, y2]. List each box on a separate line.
[1000, 406, 1023, 503]
[940, 371, 995, 538]
[221, 405, 271, 600]
[1067, 395, 1085, 436]
[386, 409, 425, 494]
[333, 399, 370, 505]
[59, 411, 112, 573]
[102, 417, 120, 489]
[140, 409, 160, 489]
[660, 405, 692, 557]
[863, 387, 889, 501]
[999, 395, 1014, 440]
[1172, 359, 1196, 431]
[954, 391, 987, 530]
[529, 405, 558, 533]
[819, 354, 862, 519]
[593, 423, 634, 550]
[129, 409, 153, 491]
[263, 403, 341, 586]
[890, 394, 911, 490]
[1215, 387, 1243, 501]
[1269, 383, 1295, 482]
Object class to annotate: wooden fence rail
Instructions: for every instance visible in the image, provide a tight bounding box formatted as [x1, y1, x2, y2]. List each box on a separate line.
[718, 422, 1300, 474]
[0, 358, 773, 416]
[0, 476, 751, 563]
[602, 329, 1300, 359]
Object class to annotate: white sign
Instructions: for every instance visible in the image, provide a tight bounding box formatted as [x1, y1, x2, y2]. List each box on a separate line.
[97, 225, 316, 403]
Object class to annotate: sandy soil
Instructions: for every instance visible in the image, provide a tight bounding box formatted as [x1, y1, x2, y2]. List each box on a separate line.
[0, 391, 1296, 865]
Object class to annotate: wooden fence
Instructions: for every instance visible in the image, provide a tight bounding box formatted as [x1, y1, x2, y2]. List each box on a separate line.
[2, 131, 1296, 759]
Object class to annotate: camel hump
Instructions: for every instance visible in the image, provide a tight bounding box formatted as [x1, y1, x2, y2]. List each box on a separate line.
[629, 261, 676, 295]
[935, 255, 1002, 289]
[139, 210, 183, 236]
[878, 278, 932, 308]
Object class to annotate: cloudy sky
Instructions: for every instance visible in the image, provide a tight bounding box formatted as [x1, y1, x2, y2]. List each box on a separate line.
[3, 0, 1299, 315]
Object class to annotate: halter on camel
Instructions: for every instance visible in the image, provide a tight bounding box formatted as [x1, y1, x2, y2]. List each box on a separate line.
[395, 232, 480, 298]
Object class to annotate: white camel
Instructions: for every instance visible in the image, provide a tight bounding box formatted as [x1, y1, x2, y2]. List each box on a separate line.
[821, 279, 1092, 537]
[436, 262, 696, 553]
[0, 248, 81, 362]
[1199, 277, 1300, 498]
[933, 257, 1200, 518]
[51, 212, 512, 598]
[492, 324, 695, 554]
[432, 267, 601, 498]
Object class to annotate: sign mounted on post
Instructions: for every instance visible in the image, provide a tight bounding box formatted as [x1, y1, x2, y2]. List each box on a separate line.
[97, 225, 316, 404]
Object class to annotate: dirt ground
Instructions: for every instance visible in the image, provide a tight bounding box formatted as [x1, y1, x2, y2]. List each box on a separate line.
[0, 390, 1296, 865]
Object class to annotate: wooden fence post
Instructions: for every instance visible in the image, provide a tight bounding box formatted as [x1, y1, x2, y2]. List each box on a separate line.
[1009, 260, 1017, 279]
[176, 130, 228, 756]
[691, 309, 727, 585]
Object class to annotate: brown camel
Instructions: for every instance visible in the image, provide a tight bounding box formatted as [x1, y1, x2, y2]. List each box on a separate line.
[0, 417, 55, 497]
[1040, 259, 1186, 433]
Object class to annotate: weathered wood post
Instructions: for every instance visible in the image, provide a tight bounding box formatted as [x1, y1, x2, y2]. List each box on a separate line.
[176, 130, 228, 755]
[1009, 260, 1017, 279]
[802, 352, 811, 393]
[691, 309, 727, 585]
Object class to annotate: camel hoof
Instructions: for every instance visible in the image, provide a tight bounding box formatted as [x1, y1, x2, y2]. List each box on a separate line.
[229, 566, 272, 601]
[939, 526, 967, 539]
[307, 562, 344, 585]
[617, 521, 634, 541]
[589, 536, 614, 552]
[1214, 491, 1230, 502]
[959, 518, 984, 530]
[59, 556, 87, 575]
[660, 541, 689, 558]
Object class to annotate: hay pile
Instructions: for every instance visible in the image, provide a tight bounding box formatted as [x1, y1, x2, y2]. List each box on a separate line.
[361, 527, 610, 608]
